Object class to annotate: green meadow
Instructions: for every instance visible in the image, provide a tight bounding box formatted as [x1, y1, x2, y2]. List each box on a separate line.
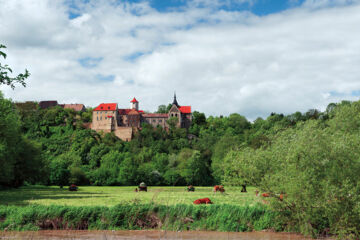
[0, 186, 258, 207]
[0, 186, 279, 232]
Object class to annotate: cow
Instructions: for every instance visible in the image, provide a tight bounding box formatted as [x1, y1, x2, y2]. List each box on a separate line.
[213, 185, 225, 193]
[261, 193, 270, 197]
[279, 194, 284, 201]
[69, 184, 78, 191]
[187, 185, 195, 192]
[193, 198, 213, 204]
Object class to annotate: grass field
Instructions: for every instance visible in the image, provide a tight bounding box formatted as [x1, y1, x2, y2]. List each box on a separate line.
[0, 186, 259, 207]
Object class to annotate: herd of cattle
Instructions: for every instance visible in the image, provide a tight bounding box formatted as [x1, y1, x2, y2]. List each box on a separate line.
[69, 183, 282, 204]
[192, 185, 284, 205]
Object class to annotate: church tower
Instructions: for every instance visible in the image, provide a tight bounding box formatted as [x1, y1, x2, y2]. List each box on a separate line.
[172, 92, 179, 107]
[130, 97, 139, 110]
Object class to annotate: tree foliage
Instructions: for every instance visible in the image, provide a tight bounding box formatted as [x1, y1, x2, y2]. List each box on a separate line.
[0, 44, 29, 89]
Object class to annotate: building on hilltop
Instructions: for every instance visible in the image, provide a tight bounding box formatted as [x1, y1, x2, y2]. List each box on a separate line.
[38, 101, 86, 112]
[91, 94, 192, 141]
[39, 100, 58, 109]
[63, 104, 86, 112]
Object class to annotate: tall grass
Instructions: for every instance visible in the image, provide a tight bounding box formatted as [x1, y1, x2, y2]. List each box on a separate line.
[0, 204, 283, 232]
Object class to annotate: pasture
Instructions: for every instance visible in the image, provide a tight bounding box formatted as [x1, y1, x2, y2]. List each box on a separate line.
[0, 186, 259, 207]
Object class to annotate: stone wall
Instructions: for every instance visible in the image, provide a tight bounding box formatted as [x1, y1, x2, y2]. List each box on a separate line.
[114, 127, 133, 142]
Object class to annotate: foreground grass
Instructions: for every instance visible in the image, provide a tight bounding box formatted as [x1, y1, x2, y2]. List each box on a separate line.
[0, 203, 282, 232]
[0, 186, 259, 207]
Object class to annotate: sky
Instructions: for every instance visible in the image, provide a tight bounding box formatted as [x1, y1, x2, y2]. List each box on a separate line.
[1, 0, 360, 119]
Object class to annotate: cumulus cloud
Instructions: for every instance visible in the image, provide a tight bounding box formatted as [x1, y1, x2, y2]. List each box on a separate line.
[0, 0, 360, 119]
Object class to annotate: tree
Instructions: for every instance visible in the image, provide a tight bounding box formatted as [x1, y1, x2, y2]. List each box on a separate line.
[0, 44, 30, 89]
[192, 111, 207, 126]
[0, 92, 23, 185]
[49, 157, 70, 188]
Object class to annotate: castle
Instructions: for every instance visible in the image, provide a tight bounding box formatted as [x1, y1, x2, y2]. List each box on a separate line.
[91, 94, 192, 141]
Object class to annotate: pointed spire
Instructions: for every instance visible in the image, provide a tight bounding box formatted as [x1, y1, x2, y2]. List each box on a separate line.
[172, 91, 179, 107]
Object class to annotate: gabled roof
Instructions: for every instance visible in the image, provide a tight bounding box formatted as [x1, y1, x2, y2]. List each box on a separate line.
[64, 104, 85, 112]
[118, 109, 132, 115]
[39, 101, 58, 109]
[128, 109, 140, 115]
[94, 103, 117, 111]
[130, 97, 138, 103]
[179, 106, 191, 114]
[118, 109, 144, 115]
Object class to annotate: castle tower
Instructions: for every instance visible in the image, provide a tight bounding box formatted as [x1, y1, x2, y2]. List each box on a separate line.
[172, 92, 179, 107]
[130, 97, 139, 110]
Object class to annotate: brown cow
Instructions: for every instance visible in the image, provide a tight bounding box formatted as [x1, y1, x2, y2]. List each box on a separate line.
[213, 185, 225, 193]
[193, 198, 213, 204]
[279, 194, 284, 201]
[261, 193, 270, 197]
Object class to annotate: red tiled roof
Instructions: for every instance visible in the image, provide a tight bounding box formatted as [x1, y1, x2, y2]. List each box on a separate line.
[118, 109, 132, 115]
[128, 109, 140, 115]
[179, 106, 191, 114]
[130, 97, 138, 103]
[94, 103, 117, 111]
[142, 113, 168, 118]
[64, 104, 85, 112]
[118, 109, 144, 115]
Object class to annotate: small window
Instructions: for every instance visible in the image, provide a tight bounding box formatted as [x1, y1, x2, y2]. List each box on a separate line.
[100, 116, 102, 120]
[101, 107, 103, 109]
[97, 112, 99, 115]
[153, 119, 156, 123]
[108, 106, 110, 110]
[105, 117, 107, 120]
[97, 116, 99, 120]
[159, 119, 162, 123]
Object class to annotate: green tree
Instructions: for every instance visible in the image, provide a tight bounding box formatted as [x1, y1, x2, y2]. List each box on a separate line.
[49, 158, 70, 188]
[0, 44, 29, 89]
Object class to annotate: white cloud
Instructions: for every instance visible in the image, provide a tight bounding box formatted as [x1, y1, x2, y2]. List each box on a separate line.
[1, 0, 360, 119]
[302, 0, 360, 8]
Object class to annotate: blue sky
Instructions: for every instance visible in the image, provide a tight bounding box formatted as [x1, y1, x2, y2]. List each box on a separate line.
[67, 0, 306, 18]
[142, 0, 305, 15]
[1, 0, 360, 118]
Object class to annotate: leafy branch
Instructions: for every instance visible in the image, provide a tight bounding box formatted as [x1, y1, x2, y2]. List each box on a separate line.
[0, 44, 30, 89]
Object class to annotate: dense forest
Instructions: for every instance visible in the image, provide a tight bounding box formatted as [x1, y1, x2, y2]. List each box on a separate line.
[1, 91, 347, 189]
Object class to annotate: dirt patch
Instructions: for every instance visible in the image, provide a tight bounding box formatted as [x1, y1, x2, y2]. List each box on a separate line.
[136, 213, 162, 228]
[37, 218, 89, 230]
[183, 217, 194, 224]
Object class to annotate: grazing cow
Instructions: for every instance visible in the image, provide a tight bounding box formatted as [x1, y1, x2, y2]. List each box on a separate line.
[69, 184, 78, 191]
[213, 185, 225, 193]
[261, 193, 270, 197]
[279, 194, 284, 201]
[139, 182, 147, 192]
[187, 185, 195, 192]
[193, 198, 213, 204]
